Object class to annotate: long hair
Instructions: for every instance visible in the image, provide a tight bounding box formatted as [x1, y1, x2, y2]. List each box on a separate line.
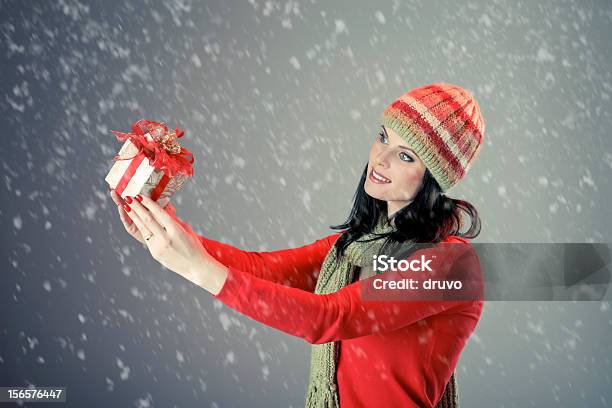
[330, 163, 481, 259]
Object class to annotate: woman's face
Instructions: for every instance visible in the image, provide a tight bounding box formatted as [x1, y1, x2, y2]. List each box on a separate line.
[364, 125, 427, 217]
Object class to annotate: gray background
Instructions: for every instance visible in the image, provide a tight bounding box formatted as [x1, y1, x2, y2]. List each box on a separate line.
[1, 0, 611, 407]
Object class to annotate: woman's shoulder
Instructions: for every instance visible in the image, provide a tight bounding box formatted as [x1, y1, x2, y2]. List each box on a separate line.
[442, 235, 470, 244]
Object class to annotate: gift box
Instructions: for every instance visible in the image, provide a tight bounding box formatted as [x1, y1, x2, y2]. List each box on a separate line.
[105, 119, 195, 208]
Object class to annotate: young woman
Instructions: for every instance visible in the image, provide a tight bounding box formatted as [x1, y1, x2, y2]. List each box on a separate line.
[109, 83, 486, 408]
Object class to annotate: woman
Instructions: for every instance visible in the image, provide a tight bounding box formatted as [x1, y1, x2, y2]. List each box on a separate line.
[109, 83, 486, 408]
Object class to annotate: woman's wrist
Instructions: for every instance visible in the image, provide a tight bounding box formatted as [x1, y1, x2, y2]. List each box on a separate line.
[187, 257, 229, 296]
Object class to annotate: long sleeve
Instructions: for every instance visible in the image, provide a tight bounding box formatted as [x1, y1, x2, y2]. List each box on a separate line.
[197, 232, 343, 292]
[213, 242, 484, 344]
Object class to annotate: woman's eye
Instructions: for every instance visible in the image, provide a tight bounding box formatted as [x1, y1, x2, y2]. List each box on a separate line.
[379, 132, 413, 162]
[399, 152, 413, 162]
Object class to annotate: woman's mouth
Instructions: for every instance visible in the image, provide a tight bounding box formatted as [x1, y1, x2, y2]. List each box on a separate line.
[369, 168, 392, 184]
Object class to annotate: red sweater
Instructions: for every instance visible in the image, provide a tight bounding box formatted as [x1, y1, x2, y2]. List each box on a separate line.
[200, 232, 484, 408]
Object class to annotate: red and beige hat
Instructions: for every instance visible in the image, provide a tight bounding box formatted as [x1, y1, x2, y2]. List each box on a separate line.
[379, 83, 485, 192]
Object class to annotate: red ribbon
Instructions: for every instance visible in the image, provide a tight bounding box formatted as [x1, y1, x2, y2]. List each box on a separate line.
[111, 119, 194, 178]
[114, 153, 146, 197]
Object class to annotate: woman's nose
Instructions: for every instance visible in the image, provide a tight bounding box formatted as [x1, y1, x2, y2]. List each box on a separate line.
[375, 151, 391, 167]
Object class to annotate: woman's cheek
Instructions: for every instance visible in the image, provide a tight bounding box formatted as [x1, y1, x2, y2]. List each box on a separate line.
[397, 176, 418, 199]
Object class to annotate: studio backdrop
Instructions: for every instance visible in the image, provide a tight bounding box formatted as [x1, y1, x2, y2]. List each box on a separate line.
[1, 0, 611, 407]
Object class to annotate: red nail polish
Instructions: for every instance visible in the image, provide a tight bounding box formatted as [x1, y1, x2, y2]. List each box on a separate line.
[125, 196, 133, 204]
[123, 204, 131, 212]
[135, 194, 143, 202]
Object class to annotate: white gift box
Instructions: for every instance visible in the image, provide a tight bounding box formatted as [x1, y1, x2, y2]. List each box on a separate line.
[105, 133, 189, 208]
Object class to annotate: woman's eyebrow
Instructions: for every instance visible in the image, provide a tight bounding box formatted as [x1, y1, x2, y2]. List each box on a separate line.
[381, 125, 417, 154]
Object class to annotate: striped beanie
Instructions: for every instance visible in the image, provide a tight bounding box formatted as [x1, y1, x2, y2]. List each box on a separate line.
[379, 83, 485, 192]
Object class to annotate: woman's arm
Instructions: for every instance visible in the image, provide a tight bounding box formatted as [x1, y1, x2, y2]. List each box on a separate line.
[168, 210, 342, 292]
[118, 193, 343, 294]
[205, 243, 484, 344]
[196, 233, 342, 292]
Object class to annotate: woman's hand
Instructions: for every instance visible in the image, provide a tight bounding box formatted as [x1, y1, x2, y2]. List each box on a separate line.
[110, 189, 179, 244]
[115, 193, 228, 295]
[110, 189, 146, 244]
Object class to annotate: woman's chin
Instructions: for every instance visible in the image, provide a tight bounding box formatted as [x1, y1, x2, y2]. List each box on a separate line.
[364, 183, 384, 200]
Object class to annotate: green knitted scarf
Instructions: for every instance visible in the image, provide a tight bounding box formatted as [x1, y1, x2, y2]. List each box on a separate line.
[304, 213, 460, 408]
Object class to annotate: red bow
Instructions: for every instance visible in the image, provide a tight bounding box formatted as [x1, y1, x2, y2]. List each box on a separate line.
[111, 119, 194, 178]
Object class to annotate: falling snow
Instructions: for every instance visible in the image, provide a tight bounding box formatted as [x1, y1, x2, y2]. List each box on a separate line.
[2, 1, 611, 407]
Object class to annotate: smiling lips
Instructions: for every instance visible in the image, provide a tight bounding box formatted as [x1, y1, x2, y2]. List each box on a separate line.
[369, 168, 392, 184]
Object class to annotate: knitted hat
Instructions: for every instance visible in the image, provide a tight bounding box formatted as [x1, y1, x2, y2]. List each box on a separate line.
[379, 83, 485, 192]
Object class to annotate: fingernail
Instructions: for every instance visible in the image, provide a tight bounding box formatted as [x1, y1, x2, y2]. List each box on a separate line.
[123, 204, 131, 212]
[135, 195, 143, 202]
[125, 196, 133, 204]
